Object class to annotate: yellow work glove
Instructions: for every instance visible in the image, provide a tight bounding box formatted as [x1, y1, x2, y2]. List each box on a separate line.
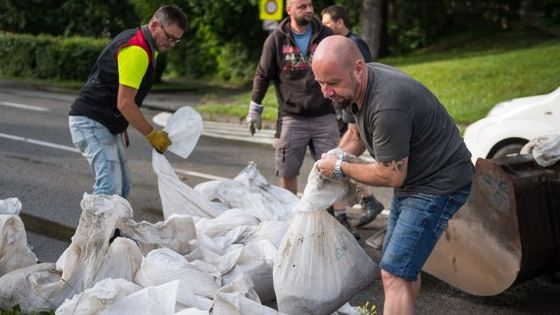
[145, 130, 171, 154]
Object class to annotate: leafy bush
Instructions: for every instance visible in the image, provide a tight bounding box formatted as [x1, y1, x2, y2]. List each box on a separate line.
[0, 32, 107, 81]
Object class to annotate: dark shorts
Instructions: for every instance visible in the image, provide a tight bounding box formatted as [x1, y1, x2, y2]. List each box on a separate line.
[380, 182, 472, 281]
[275, 114, 339, 178]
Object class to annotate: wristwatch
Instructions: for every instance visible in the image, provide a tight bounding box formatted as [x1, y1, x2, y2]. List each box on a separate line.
[334, 151, 346, 178]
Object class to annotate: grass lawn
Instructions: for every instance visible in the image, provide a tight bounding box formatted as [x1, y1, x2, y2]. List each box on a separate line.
[196, 29, 560, 128]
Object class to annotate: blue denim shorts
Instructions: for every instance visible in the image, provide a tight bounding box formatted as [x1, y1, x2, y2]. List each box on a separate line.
[379, 182, 472, 281]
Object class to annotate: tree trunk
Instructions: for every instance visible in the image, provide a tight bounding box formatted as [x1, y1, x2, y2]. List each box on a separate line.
[359, 0, 388, 59]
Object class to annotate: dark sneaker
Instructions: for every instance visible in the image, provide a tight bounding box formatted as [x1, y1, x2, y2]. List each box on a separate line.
[356, 196, 385, 227]
[335, 213, 361, 241]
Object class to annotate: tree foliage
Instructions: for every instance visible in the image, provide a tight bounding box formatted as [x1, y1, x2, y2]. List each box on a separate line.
[0, 0, 558, 82]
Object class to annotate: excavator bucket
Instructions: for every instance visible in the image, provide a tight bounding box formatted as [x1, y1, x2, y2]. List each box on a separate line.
[423, 154, 560, 296]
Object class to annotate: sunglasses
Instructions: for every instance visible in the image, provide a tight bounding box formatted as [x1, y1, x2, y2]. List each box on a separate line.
[160, 24, 181, 44]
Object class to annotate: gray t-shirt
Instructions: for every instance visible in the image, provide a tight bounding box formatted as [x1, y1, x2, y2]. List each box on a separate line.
[345, 63, 474, 196]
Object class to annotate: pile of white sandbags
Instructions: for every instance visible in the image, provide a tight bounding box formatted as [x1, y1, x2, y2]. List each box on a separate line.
[0, 107, 376, 315]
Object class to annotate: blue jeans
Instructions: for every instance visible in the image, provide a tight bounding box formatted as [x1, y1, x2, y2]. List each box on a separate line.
[68, 116, 130, 198]
[380, 183, 472, 281]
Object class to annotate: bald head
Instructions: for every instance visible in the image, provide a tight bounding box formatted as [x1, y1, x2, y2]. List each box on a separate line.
[313, 35, 363, 70]
[312, 35, 367, 108]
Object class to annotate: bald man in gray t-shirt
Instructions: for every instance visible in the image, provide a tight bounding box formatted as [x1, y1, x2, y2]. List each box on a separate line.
[312, 35, 473, 314]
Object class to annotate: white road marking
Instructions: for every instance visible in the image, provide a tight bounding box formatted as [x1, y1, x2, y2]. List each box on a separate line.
[0, 132, 226, 180]
[0, 132, 79, 153]
[0, 101, 50, 112]
[175, 169, 227, 181]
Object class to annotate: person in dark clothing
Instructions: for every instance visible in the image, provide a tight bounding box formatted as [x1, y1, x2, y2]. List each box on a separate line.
[313, 35, 474, 314]
[321, 4, 384, 230]
[246, 0, 339, 196]
[69, 5, 187, 199]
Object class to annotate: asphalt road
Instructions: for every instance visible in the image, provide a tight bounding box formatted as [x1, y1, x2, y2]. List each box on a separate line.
[1, 85, 560, 314]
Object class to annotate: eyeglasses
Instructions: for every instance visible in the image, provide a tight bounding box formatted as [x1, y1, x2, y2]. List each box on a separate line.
[160, 24, 181, 44]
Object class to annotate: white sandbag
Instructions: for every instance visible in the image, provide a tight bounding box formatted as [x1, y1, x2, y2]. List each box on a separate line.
[198, 208, 259, 238]
[0, 214, 37, 276]
[55, 278, 142, 315]
[233, 162, 299, 215]
[164, 106, 203, 159]
[274, 149, 376, 315]
[94, 237, 143, 283]
[186, 244, 244, 277]
[193, 179, 222, 201]
[525, 134, 560, 167]
[0, 263, 72, 312]
[195, 162, 299, 222]
[213, 273, 289, 315]
[102, 280, 180, 315]
[203, 225, 257, 254]
[174, 308, 209, 315]
[0, 197, 22, 215]
[134, 248, 219, 311]
[221, 239, 277, 303]
[121, 214, 197, 255]
[239, 220, 289, 249]
[153, 151, 224, 219]
[56, 194, 137, 293]
[333, 303, 361, 315]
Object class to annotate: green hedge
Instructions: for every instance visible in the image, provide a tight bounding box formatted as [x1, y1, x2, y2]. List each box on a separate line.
[0, 32, 107, 81]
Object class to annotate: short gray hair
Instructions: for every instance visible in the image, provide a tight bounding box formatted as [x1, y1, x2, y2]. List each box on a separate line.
[153, 4, 188, 30]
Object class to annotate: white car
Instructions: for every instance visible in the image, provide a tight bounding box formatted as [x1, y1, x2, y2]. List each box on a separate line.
[464, 87, 560, 163]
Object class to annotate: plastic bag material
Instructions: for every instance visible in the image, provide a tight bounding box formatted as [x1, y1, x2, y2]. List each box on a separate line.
[134, 248, 220, 311]
[56, 194, 139, 294]
[238, 220, 289, 249]
[521, 134, 560, 167]
[221, 239, 278, 303]
[55, 278, 142, 315]
[197, 208, 259, 239]
[102, 280, 180, 315]
[164, 106, 203, 159]
[213, 273, 289, 315]
[121, 214, 197, 255]
[0, 214, 37, 276]
[194, 162, 299, 222]
[173, 308, 209, 315]
[0, 197, 22, 215]
[0, 263, 70, 312]
[152, 151, 224, 219]
[273, 149, 376, 315]
[233, 162, 299, 210]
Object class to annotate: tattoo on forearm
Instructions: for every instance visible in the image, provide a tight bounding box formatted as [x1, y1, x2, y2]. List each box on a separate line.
[380, 159, 406, 173]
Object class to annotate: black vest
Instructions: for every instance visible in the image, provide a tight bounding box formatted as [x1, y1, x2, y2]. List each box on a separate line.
[69, 27, 156, 134]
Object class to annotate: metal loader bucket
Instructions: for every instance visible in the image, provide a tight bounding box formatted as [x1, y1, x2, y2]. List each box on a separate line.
[423, 154, 560, 296]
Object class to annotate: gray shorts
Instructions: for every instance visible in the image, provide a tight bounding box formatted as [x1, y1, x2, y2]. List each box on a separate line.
[275, 114, 340, 178]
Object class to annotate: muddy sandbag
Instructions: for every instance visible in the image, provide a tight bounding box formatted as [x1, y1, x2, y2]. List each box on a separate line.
[213, 273, 288, 315]
[0, 214, 37, 276]
[274, 149, 376, 315]
[221, 239, 277, 303]
[55, 278, 142, 315]
[56, 194, 141, 293]
[0, 263, 72, 312]
[121, 214, 197, 255]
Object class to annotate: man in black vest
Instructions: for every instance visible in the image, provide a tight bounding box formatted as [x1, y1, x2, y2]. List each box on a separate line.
[69, 5, 187, 199]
